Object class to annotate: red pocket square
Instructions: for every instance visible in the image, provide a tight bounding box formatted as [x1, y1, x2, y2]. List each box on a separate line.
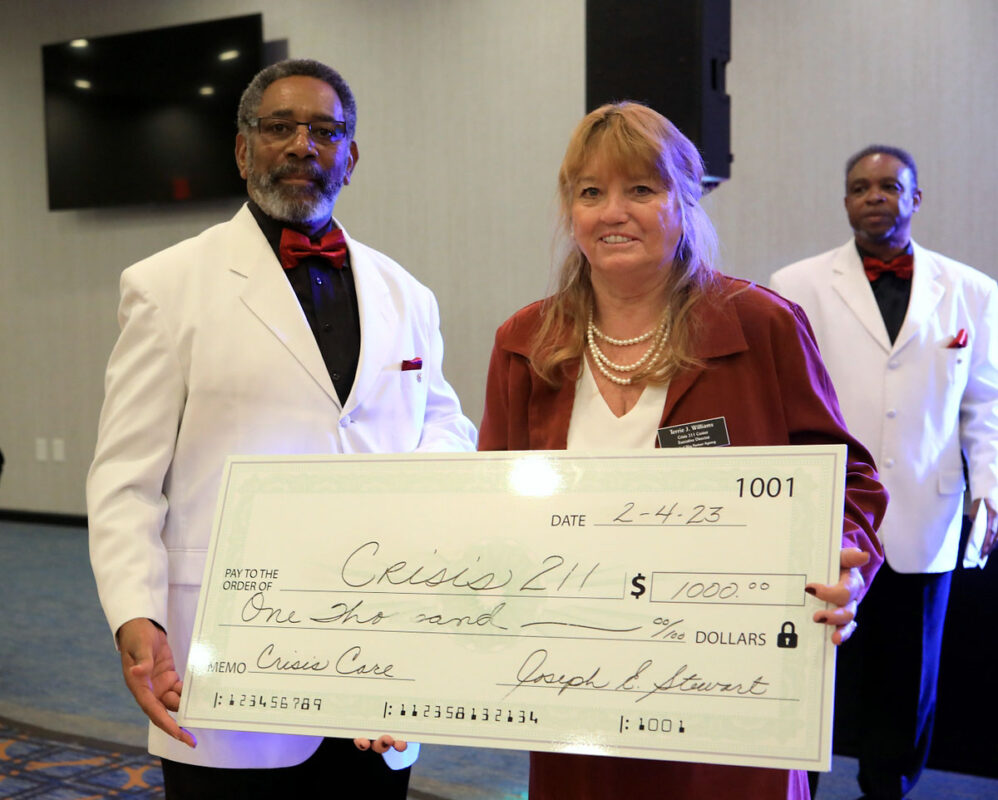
[401, 357, 423, 371]
[947, 329, 968, 348]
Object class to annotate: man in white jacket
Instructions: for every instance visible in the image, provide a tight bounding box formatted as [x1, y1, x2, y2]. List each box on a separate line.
[770, 145, 998, 799]
[87, 58, 477, 799]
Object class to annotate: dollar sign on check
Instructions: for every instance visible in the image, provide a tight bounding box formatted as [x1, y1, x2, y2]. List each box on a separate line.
[630, 573, 646, 599]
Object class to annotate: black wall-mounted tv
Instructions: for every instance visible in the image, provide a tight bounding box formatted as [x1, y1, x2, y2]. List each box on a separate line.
[43, 14, 264, 211]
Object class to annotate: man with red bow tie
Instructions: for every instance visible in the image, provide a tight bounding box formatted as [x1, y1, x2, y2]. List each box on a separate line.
[87, 59, 476, 799]
[771, 145, 998, 799]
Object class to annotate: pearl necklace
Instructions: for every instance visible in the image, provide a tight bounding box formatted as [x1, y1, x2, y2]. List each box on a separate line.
[586, 311, 669, 385]
[589, 317, 660, 346]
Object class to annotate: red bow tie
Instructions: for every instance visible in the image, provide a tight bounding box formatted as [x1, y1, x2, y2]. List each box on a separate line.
[862, 252, 914, 281]
[279, 228, 347, 271]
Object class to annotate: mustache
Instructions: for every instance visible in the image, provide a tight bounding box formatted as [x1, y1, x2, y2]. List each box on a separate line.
[264, 162, 330, 189]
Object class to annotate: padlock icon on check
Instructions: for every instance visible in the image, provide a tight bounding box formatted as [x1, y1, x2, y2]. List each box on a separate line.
[777, 621, 798, 649]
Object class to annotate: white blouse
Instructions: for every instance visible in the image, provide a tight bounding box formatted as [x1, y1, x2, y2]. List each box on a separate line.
[566, 356, 668, 450]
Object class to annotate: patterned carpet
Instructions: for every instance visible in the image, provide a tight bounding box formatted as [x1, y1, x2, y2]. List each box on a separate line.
[0, 716, 163, 798]
[0, 716, 532, 800]
[0, 716, 533, 800]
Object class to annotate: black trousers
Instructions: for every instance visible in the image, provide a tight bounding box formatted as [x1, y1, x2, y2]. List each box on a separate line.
[830, 562, 952, 799]
[160, 737, 410, 799]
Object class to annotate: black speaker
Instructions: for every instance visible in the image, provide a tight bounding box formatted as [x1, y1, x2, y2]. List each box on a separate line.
[585, 0, 732, 185]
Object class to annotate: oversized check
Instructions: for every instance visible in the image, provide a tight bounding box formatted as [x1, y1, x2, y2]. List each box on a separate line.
[178, 446, 846, 771]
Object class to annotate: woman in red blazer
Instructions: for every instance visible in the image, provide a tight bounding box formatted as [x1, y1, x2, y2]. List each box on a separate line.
[479, 102, 887, 800]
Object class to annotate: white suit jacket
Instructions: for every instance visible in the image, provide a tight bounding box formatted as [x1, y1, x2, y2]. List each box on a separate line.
[87, 205, 477, 768]
[770, 240, 998, 573]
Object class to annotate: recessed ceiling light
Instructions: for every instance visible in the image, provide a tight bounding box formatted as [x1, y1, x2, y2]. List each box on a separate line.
[199, 86, 215, 96]
[69, 39, 89, 48]
[219, 49, 239, 61]
[74, 79, 92, 90]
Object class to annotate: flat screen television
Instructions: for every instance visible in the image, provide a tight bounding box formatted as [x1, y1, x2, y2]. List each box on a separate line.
[43, 14, 264, 211]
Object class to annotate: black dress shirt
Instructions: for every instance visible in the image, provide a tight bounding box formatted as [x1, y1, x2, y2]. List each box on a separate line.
[248, 201, 361, 404]
[858, 242, 913, 345]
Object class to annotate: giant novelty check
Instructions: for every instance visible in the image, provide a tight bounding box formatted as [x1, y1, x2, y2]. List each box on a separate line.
[178, 446, 847, 771]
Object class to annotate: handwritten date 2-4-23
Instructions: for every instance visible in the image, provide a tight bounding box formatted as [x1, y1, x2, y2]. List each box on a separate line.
[611, 501, 722, 525]
[609, 476, 797, 527]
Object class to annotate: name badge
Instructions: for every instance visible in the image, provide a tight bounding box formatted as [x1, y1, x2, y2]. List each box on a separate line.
[657, 416, 730, 448]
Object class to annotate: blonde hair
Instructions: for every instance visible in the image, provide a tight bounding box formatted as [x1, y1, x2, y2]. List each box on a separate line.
[531, 102, 719, 386]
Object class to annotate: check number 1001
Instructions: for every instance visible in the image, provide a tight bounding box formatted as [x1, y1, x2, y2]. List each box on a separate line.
[735, 477, 794, 499]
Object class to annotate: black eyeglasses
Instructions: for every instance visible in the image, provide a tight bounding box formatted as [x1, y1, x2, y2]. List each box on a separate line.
[252, 116, 348, 146]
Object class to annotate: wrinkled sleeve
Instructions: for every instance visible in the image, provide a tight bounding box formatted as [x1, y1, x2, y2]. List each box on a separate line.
[86, 269, 186, 641]
[478, 325, 514, 452]
[413, 289, 478, 453]
[778, 301, 887, 595]
[960, 280, 998, 507]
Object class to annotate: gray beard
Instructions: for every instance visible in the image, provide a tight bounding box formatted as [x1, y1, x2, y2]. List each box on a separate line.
[246, 161, 343, 226]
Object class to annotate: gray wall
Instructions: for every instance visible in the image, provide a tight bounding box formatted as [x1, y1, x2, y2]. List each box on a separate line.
[1, 1, 996, 515]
